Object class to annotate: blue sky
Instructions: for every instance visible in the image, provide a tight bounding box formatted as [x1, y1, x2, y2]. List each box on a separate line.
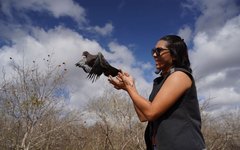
[0, 0, 240, 114]
[79, 0, 197, 61]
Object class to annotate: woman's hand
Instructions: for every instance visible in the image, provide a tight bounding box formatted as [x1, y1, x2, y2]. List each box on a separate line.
[108, 71, 135, 91]
[108, 75, 124, 90]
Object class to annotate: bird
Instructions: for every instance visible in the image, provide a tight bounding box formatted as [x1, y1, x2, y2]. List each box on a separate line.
[75, 51, 120, 82]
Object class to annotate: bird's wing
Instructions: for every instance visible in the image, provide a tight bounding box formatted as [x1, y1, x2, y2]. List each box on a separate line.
[77, 52, 120, 82]
[82, 64, 92, 73]
[97, 53, 120, 77]
[87, 54, 104, 82]
[103, 65, 120, 77]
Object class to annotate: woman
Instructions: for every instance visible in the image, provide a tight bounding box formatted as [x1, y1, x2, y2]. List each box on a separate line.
[108, 35, 206, 150]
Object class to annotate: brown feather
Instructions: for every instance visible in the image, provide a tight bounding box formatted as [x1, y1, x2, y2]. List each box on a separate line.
[76, 51, 120, 82]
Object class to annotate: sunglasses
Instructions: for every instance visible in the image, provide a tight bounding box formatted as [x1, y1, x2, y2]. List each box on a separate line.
[151, 47, 169, 56]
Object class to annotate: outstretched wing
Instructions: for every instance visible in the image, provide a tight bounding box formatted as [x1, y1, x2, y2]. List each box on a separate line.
[87, 53, 104, 82]
[87, 52, 120, 82]
[103, 66, 119, 77]
[76, 51, 120, 82]
[97, 53, 120, 77]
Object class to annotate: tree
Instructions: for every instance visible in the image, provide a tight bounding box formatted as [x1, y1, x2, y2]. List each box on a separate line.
[0, 56, 76, 150]
[200, 98, 240, 150]
[83, 89, 146, 150]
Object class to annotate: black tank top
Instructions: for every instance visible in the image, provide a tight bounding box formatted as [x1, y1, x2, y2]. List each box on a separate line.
[144, 68, 205, 150]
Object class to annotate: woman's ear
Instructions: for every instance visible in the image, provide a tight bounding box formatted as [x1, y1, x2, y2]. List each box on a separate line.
[171, 55, 177, 65]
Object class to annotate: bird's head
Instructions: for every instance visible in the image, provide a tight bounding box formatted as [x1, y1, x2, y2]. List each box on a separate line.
[82, 51, 89, 57]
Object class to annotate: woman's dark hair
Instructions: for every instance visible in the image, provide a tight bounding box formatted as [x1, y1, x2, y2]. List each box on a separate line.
[160, 35, 192, 73]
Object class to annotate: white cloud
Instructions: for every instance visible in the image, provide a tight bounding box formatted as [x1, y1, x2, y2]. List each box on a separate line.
[191, 15, 240, 77]
[0, 26, 96, 108]
[0, 24, 152, 110]
[87, 23, 114, 36]
[0, 0, 86, 24]
[0, 0, 153, 111]
[182, 0, 240, 35]
[107, 41, 135, 66]
[184, 0, 240, 112]
[178, 25, 192, 44]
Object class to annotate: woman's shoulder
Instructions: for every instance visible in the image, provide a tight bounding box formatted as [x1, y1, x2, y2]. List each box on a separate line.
[166, 69, 192, 89]
[169, 67, 193, 81]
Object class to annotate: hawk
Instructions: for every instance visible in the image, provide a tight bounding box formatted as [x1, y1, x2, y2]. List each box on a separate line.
[75, 51, 120, 82]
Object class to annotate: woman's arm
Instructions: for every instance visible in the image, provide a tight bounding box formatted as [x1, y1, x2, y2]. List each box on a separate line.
[126, 71, 192, 121]
[133, 104, 148, 122]
[110, 71, 192, 121]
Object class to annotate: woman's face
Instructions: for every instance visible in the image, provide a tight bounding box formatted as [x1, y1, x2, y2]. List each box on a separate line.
[152, 40, 173, 71]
